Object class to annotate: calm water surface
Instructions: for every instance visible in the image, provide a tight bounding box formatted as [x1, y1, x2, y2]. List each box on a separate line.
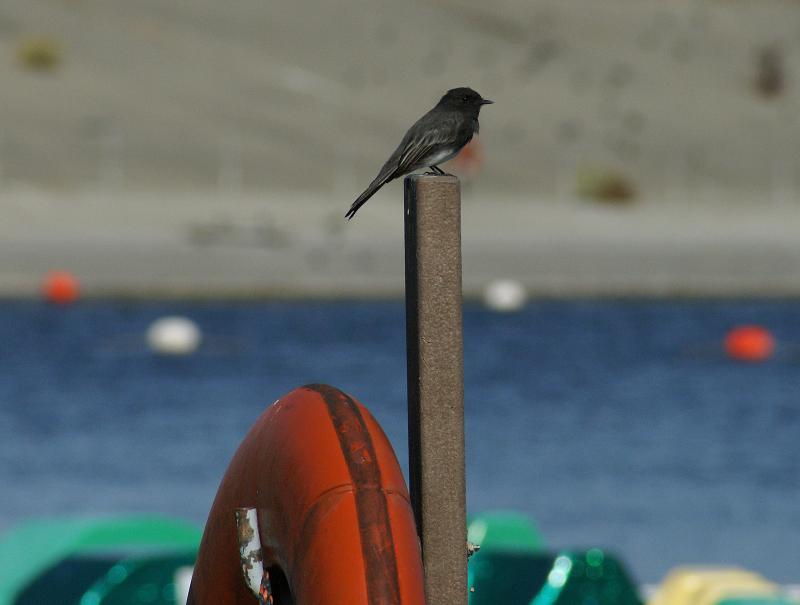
[1, 300, 799, 582]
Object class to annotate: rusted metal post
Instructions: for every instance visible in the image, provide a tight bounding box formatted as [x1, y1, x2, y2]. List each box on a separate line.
[404, 174, 466, 605]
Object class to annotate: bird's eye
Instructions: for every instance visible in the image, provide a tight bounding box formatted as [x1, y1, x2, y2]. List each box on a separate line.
[462, 95, 469, 102]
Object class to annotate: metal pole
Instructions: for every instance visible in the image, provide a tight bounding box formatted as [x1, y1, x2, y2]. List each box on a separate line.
[404, 174, 466, 605]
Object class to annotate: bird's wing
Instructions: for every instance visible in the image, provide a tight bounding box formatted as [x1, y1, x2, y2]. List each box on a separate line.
[394, 113, 460, 174]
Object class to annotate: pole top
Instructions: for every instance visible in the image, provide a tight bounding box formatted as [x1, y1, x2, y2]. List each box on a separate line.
[404, 174, 459, 185]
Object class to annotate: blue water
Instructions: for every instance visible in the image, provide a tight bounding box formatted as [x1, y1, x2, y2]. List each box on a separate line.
[1, 300, 799, 583]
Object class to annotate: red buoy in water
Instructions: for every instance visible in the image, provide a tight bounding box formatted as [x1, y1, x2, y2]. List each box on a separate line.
[724, 325, 774, 362]
[42, 271, 79, 304]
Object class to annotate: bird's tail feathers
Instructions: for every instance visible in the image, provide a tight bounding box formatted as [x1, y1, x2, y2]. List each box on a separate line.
[345, 173, 393, 220]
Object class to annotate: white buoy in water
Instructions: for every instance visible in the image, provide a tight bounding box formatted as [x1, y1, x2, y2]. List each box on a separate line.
[483, 279, 527, 312]
[146, 316, 202, 355]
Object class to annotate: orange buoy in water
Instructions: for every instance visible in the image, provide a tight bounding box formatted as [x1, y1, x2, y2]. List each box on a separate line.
[42, 271, 79, 304]
[451, 138, 484, 175]
[724, 325, 775, 362]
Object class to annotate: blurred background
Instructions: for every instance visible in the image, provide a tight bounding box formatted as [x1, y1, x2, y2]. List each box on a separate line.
[1, 0, 800, 600]
[2, 0, 800, 296]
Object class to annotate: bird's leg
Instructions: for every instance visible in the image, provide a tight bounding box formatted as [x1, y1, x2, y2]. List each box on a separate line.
[422, 166, 454, 176]
[430, 165, 455, 177]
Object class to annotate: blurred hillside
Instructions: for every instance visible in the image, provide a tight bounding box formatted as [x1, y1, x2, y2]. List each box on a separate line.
[2, 0, 799, 200]
[2, 1, 800, 297]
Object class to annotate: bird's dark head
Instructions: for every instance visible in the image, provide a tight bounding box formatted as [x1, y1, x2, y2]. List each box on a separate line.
[438, 87, 493, 114]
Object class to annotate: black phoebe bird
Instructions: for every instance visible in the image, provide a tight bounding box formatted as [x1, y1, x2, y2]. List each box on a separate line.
[345, 87, 493, 219]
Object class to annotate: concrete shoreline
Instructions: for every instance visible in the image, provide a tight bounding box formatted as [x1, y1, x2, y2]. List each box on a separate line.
[2, 187, 800, 299]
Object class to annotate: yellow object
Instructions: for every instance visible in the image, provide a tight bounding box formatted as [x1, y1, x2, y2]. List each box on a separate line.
[649, 567, 778, 605]
[16, 36, 62, 71]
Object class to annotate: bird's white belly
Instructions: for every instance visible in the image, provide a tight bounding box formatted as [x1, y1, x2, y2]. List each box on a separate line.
[419, 147, 459, 168]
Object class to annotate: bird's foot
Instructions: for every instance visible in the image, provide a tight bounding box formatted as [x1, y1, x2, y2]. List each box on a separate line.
[426, 166, 454, 177]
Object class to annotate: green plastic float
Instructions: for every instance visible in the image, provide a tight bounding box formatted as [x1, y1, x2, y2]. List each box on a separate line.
[0, 515, 201, 605]
[467, 512, 643, 605]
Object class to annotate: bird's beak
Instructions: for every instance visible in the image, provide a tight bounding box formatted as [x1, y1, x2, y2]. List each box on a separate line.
[480, 99, 494, 105]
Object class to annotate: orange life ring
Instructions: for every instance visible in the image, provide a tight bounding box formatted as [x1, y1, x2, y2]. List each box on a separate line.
[188, 384, 426, 605]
